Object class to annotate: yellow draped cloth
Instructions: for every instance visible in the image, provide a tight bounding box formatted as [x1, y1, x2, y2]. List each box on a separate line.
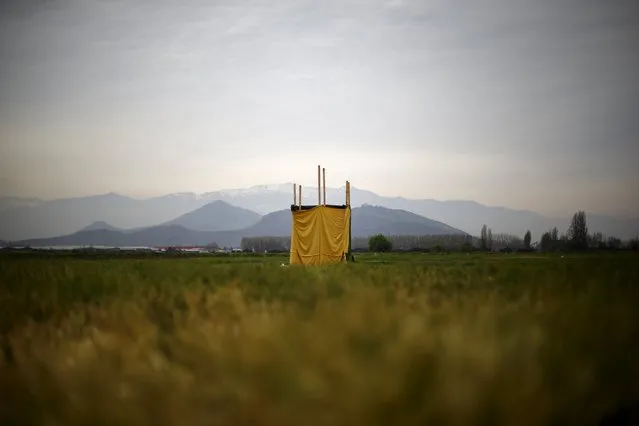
[289, 206, 350, 265]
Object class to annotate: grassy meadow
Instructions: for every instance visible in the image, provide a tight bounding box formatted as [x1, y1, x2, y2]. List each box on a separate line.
[1, 251, 638, 425]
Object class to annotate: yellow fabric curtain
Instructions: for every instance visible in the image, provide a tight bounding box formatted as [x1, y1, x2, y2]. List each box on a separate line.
[289, 206, 350, 265]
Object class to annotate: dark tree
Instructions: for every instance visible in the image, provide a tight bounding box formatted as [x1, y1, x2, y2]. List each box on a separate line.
[369, 234, 392, 252]
[524, 230, 531, 249]
[567, 210, 588, 250]
[487, 228, 493, 251]
[480, 224, 488, 251]
[540, 232, 552, 251]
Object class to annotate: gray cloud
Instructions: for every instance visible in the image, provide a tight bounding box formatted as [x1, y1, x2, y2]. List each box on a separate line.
[1, 0, 638, 215]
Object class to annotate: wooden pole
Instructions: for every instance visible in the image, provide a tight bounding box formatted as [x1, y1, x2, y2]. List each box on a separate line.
[299, 185, 302, 210]
[317, 165, 321, 206]
[322, 168, 326, 206]
[345, 181, 349, 206]
[346, 180, 352, 260]
[293, 183, 297, 207]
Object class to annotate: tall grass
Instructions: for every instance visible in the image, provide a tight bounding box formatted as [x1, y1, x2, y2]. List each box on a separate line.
[1, 253, 638, 425]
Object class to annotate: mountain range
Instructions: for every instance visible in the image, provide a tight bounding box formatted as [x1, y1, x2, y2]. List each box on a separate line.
[15, 204, 466, 248]
[1, 183, 637, 243]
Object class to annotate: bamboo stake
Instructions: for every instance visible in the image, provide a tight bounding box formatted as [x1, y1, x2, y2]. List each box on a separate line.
[322, 168, 326, 206]
[346, 180, 352, 260]
[345, 181, 348, 205]
[317, 165, 321, 206]
[293, 183, 297, 207]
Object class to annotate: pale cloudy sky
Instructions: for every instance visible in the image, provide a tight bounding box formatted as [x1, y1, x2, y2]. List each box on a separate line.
[1, 0, 638, 216]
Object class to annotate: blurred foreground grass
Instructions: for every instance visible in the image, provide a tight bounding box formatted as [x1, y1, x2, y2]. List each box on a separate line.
[1, 252, 638, 425]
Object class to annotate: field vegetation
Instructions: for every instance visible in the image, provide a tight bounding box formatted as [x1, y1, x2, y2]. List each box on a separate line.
[1, 251, 638, 425]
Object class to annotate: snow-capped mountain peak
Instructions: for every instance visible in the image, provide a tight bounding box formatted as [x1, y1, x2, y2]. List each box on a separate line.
[203, 183, 294, 198]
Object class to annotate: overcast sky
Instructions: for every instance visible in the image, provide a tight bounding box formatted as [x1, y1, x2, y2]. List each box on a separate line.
[1, 0, 638, 216]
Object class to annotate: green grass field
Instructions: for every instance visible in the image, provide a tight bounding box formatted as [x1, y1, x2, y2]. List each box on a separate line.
[1, 252, 638, 425]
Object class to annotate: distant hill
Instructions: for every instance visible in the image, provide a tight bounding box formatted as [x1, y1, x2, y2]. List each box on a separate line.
[352, 204, 466, 237]
[80, 221, 124, 232]
[236, 209, 295, 237]
[17, 226, 220, 248]
[16, 205, 466, 248]
[162, 200, 261, 232]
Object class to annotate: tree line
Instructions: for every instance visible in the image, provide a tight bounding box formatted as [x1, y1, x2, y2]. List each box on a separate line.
[470, 210, 637, 253]
[535, 210, 633, 252]
[235, 210, 638, 253]
[365, 210, 638, 253]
